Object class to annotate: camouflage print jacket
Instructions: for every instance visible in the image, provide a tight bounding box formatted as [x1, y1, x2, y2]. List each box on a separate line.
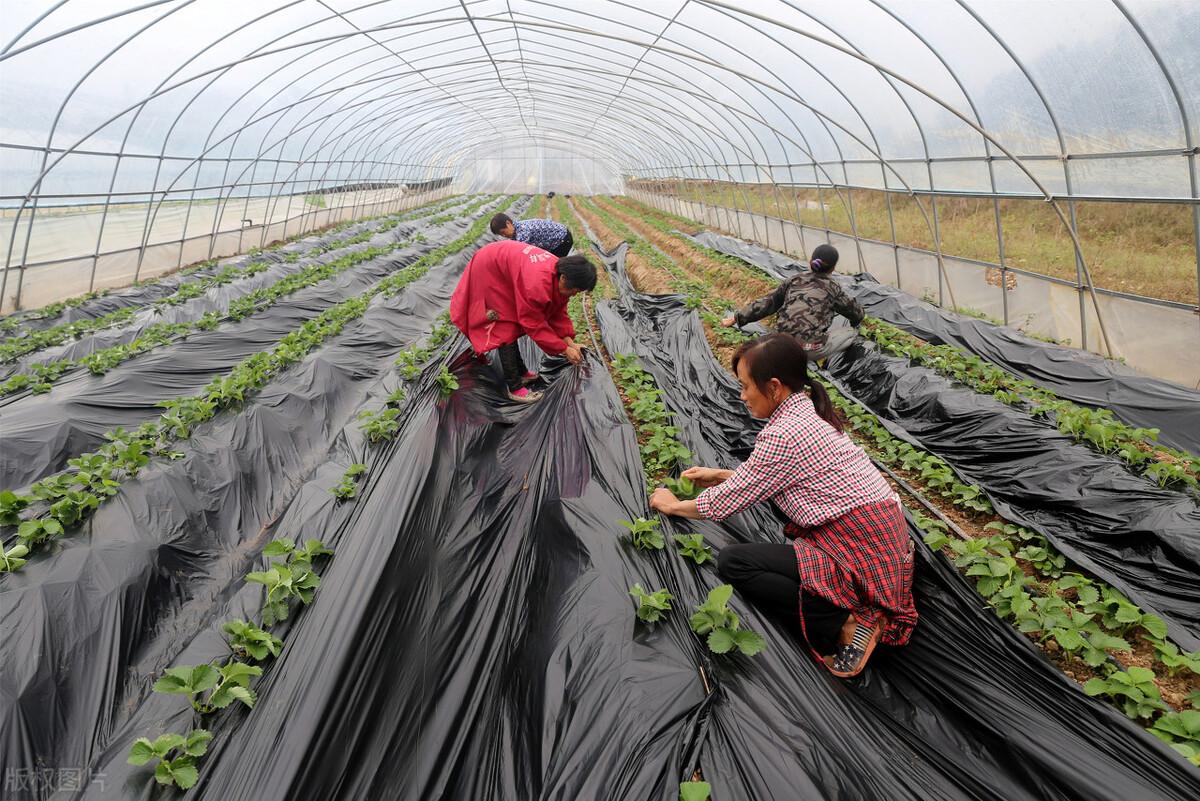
[733, 272, 864, 344]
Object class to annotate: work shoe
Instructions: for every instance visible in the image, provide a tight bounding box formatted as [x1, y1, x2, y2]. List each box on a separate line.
[520, 370, 540, 386]
[824, 614, 884, 678]
[508, 387, 543, 403]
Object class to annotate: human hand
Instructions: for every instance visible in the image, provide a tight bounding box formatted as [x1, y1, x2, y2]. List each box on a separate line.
[682, 466, 727, 488]
[649, 487, 679, 514]
[720, 315, 736, 327]
[563, 344, 584, 365]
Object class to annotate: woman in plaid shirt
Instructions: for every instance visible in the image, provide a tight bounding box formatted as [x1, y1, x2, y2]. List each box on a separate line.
[650, 334, 917, 677]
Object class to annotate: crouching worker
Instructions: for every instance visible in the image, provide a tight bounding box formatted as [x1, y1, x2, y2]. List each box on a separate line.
[491, 212, 574, 258]
[449, 239, 596, 402]
[720, 244, 864, 362]
[649, 334, 916, 676]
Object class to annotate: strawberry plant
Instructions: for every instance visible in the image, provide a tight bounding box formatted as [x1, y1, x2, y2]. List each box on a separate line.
[621, 517, 664, 550]
[262, 537, 333, 566]
[679, 780, 712, 801]
[153, 661, 262, 713]
[1146, 638, 1200, 677]
[690, 584, 766, 656]
[673, 533, 714, 565]
[16, 517, 64, 546]
[359, 408, 402, 442]
[222, 619, 283, 661]
[1150, 711, 1200, 766]
[246, 560, 322, 625]
[630, 584, 673, 623]
[332, 463, 368, 500]
[127, 729, 212, 790]
[1083, 666, 1168, 720]
[437, 365, 459, 398]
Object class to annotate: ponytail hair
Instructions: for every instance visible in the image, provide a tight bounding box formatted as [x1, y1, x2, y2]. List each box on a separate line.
[810, 243, 839, 274]
[731, 334, 844, 432]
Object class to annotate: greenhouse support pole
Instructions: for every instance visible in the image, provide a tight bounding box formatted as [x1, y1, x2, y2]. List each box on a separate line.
[994, 196, 1010, 326]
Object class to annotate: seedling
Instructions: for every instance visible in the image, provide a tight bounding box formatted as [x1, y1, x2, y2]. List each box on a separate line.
[128, 729, 212, 790]
[17, 517, 64, 546]
[673, 533, 713, 565]
[690, 584, 766, 656]
[630, 584, 673, 623]
[1083, 666, 1168, 720]
[620, 517, 664, 550]
[359, 408, 402, 442]
[679, 781, 712, 801]
[222, 619, 283, 661]
[437, 365, 459, 398]
[246, 560, 322, 625]
[332, 463, 368, 500]
[152, 660, 262, 713]
[1149, 711, 1200, 766]
[662, 476, 700, 500]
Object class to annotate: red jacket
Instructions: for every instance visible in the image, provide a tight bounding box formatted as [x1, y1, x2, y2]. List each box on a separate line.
[450, 240, 576, 355]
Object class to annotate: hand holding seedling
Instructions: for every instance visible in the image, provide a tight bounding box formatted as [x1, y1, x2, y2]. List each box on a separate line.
[681, 466, 731, 488]
[720, 315, 736, 327]
[649, 487, 703, 519]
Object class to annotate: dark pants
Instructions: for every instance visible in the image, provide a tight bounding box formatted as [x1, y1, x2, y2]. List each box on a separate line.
[497, 341, 529, 390]
[717, 543, 850, 654]
[548, 231, 574, 258]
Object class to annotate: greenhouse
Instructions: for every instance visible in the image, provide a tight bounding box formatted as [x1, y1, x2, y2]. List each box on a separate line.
[1, 2, 1199, 800]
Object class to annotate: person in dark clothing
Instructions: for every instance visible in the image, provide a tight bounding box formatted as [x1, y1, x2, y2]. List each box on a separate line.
[490, 213, 574, 258]
[720, 244, 864, 361]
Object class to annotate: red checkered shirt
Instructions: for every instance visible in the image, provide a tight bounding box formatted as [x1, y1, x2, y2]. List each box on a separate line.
[695, 392, 893, 527]
[696, 391, 917, 646]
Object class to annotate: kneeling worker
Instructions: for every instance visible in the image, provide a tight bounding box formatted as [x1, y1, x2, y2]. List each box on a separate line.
[491, 212, 574, 258]
[450, 239, 596, 401]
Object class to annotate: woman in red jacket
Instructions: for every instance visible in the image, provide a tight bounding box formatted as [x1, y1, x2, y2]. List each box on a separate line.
[650, 334, 916, 676]
[450, 239, 597, 400]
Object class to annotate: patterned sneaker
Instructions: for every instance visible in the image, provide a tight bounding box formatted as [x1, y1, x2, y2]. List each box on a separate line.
[508, 386, 543, 402]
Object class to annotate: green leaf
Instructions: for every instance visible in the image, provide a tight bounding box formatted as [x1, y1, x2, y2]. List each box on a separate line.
[1126, 666, 1156, 684]
[704, 584, 733, 610]
[1140, 614, 1168, 640]
[154, 760, 176, 786]
[262, 539, 295, 558]
[707, 629, 735, 654]
[1082, 678, 1108, 696]
[183, 728, 213, 757]
[128, 738, 158, 765]
[733, 629, 767, 656]
[1115, 604, 1142, 624]
[679, 780, 712, 801]
[169, 758, 200, 790]
[1075, 585, 1100, 605]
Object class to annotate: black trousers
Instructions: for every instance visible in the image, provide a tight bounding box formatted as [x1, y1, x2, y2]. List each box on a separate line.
[548, 231, 574, 258]
[717, 542, 850, 654]
[497, 341, 529, 390]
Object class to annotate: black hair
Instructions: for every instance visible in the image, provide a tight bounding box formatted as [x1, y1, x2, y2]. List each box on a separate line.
[810, 243, 839, 273]
[555, 254, 597, 291]
[490, 213, 513, 236]
[731, 334, 843, 432]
